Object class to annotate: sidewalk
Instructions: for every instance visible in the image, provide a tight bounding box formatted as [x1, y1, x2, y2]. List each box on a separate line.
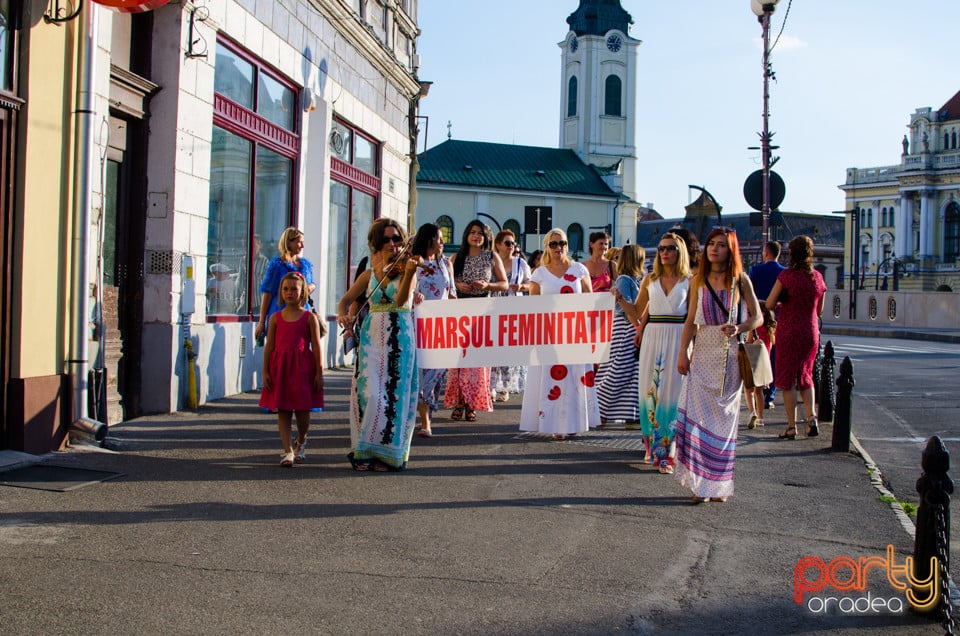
[822, 322, 960, 344]
[0, 368, 946, 635]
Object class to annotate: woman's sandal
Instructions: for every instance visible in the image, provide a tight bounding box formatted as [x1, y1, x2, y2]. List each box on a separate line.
[293, 438, 307, 463]
[778, 427, 797, 440]
[465, 408, 477, 422]
[451, 404, 464, 420]
[280, 451, 295, 467]
[807, 418, 820, 438]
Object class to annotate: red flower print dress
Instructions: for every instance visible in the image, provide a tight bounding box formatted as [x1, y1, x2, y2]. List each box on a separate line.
[519, 261, 600, 435]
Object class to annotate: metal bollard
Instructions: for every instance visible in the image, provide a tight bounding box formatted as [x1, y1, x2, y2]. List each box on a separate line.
[818, 341, 836, 422]
[914, 436, 953, 624]
[812, 340, 823, 404]
[830, 356, 854, 452]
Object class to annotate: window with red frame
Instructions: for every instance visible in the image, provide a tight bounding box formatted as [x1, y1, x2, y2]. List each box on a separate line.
[207, 37, 300, 318]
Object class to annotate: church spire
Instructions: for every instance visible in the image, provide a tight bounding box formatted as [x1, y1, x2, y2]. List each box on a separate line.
[566, 0, 633, 37]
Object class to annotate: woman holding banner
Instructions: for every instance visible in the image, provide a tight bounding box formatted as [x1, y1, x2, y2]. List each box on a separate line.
[490, 229, 532, 403]
[520, 228, 600, 439]
[411, 223, 456, 438]
[674, 228, 761, 501]
[336, 219, 421, 471]
[444, 221, 509, 422]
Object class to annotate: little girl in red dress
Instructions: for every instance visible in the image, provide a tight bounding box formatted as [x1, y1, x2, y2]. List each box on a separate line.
[259, 272, 324, 466]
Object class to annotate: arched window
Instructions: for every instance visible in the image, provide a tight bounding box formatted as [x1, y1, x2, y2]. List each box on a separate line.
[945, 202, 960, 263]
[953, 130, 957, 149]
[945, 132, 950, 150]
[567, 223, 584, 257]
[860, 210, 866, 227]
[437, 214, 454, 246]
[867, 209, 873, 227]
[504, 219, 521, 242]
[567, 76, 577, 117]
[604, 75, 622, 116]
[881, 208, 887, 227]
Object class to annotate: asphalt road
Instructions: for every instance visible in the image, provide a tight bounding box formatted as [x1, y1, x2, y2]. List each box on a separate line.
[823, 334, 960, 580]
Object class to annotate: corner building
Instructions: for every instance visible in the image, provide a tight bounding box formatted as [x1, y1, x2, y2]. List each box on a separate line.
[3, 1, 421, 453]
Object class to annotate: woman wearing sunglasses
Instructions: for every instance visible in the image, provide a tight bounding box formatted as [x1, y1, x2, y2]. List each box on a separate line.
[444, 220, 509, 422]
[674, 227, 762, 501]
[337, 218, 421, 471]
[490, 230, 532, 403]
[615, 233, 691, 474]
[519, 228, 600, 439]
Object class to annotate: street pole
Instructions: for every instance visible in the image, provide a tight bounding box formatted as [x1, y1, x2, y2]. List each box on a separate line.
[756, 1, 778, 245]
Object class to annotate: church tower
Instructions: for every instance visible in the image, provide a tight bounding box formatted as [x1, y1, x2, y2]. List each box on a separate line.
[560, 0, 641, 205]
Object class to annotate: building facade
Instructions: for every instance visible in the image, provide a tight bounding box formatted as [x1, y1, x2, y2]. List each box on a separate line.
[840, 90, 960, 292]
[4, 0, 421, 453]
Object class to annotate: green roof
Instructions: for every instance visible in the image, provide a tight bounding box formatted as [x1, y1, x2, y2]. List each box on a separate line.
[566, 0, 633, 37]
[417, 140, 620, 198]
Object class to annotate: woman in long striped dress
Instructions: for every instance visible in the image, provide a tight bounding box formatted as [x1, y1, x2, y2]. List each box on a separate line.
[675, 228, 762, 501]
[596, 245, 645, 427]
[627, 233, 691, 473]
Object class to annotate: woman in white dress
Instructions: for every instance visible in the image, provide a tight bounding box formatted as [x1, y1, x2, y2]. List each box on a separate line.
[675, 228, 762, 501]
[519, 228, 600, 439]
[490, 229, 532, 402]
[615, 232, 691, 473]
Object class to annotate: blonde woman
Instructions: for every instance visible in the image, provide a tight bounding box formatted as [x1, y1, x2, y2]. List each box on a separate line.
[617, 233, 691, 473]
[255, 227, 316, 342]
[596, 244, 645, 428]
[519, 228, 600, 438]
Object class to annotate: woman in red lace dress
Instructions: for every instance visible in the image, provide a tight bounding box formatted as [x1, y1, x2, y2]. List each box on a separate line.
[765, 235, 826, 441]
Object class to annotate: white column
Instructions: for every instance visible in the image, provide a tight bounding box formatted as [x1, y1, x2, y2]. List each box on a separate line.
[919, 190, 934, 257]
[897, 194, 911, 257]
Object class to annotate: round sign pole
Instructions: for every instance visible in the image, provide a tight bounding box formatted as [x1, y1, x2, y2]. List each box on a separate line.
[752, 0, 781, 244]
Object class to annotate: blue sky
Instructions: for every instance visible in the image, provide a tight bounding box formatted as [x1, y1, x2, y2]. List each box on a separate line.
[416, 1, 960, 218]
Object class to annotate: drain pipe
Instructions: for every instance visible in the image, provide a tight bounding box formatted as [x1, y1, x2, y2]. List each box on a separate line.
[68, 4, 106, 443]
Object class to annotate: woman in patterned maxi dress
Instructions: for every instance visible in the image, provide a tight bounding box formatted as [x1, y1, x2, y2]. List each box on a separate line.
[520, 228, 600, 438]
[675, 228, 762, 501]
[444, 221, 508, 422]
[626, 233, 691, 473]
[337, 219, 420, 471]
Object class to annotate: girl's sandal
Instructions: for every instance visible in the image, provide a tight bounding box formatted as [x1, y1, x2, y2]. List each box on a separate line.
[465, 408, 477, 422]
[451, 404, 464, 420]
[280, 452, 294, 467]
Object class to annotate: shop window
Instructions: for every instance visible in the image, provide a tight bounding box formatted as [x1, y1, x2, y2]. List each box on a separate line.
[325, 117, 381, 319]
[207, 37, 300, 319]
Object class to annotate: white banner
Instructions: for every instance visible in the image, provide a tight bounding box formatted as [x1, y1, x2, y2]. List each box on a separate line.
[414, 294, 614, 368]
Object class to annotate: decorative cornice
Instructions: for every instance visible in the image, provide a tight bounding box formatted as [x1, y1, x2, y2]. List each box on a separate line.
[306, 0, 420, 98]
[0, 91, 24, 111]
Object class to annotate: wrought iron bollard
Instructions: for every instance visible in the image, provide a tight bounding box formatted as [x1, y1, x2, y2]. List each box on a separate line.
[914, 436, 953, 625]
[818, 341, 836, 422]
[812, 341, 823, 402]
[830, 356, 854, 452]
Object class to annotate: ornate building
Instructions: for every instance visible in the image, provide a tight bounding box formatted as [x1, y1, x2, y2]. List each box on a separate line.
[840, 90, 960, 291]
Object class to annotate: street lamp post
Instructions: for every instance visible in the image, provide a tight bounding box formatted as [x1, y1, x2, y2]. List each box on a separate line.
[751, 0, 780, 245]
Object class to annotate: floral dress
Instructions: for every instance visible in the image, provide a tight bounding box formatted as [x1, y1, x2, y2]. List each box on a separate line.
[444, 251, 495, 412]
[637, 276, 689, 470]
[414, 256, 455, 413]
[519, 261, 600, 435]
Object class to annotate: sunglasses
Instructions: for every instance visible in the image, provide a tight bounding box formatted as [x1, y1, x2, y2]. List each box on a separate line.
[712, 226, 736, 234]
[384, 235, 404, 244]
[658, 245, 679, 252]
[548, 240, 568, 249]
[502, 241, 515, 247]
